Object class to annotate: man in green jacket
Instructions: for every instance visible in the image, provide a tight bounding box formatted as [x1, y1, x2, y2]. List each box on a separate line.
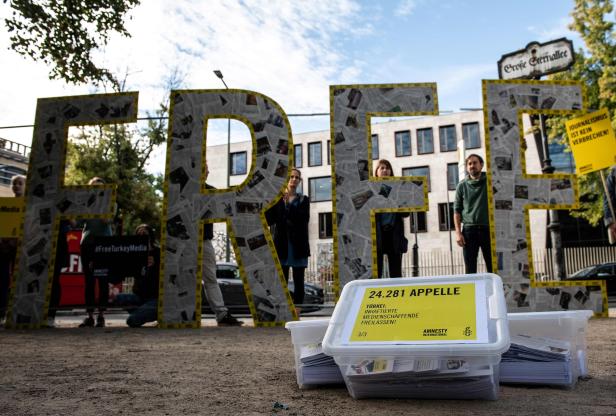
[454, 154, 493, 274]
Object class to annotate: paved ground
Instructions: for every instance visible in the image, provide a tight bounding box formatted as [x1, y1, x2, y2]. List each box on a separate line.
[0, 310, 614, 416]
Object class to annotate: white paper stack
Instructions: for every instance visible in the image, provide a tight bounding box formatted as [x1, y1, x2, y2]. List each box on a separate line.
[500, 334, 574, 386]
[298, 343, 344, 385]
[343, 358, 499, 399]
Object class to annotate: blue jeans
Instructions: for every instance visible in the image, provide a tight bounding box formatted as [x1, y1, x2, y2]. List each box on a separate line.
[115, 294, 157, 327]
[462, 226, 493, 274]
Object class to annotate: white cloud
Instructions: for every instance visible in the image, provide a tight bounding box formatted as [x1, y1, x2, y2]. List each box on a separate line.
[0, 0, 369, 169]
[527, 17, 578, 43]
[395, 0, 417, 17]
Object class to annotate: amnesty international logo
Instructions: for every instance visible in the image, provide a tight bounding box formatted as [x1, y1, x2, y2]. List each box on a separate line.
[463, 326, 472, 337]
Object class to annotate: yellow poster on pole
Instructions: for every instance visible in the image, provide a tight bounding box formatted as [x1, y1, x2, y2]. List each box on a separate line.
[0, 197, 24, 238]
[565, 108, 616, 175]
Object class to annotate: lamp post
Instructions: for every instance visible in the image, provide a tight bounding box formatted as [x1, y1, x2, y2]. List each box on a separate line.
[412, 212, 419, 277]
[214, 70, 232, 263]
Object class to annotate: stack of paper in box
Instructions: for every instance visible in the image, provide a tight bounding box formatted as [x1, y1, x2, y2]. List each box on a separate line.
[341, 357, 500, 400]
[322, 274, 510, 400]
[500, 310, 593, 388]
[286, 319, 344, 388]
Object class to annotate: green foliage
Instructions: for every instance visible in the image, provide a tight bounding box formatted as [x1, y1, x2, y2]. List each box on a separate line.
[65, 122, 164, 235]
[547, 0, 616, 226]
[4, 0, 140, 85]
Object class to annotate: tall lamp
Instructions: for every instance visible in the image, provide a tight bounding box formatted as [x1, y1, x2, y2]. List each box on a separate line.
[213, 70, 232, 263]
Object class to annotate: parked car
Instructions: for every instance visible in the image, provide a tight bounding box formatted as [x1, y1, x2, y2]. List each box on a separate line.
[566, 262, 616, 297]
[201, 262, 324, 314]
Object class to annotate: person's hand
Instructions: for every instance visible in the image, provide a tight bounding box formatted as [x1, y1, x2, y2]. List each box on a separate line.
[147, 255, 154, 267]
[456, 231, 465, 247]
[609, 223, 616, 243]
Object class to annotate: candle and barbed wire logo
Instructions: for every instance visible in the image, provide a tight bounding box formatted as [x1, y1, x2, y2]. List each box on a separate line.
[463, 326, 472, 337]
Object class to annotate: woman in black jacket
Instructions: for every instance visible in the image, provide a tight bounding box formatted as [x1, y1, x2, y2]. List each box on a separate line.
[266, 168, 310, 311]
[374, 159, 409, 278]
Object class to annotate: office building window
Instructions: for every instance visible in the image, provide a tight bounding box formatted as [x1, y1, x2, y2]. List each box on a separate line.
[230, 151, 247, 175]
[447, 163, 459, 190]
[416, 128, 434, 154]
[402, 166, 431, 192]
[548, 142, 576, 173]
[438, 202, 455, 231]
[463, 122, 481, 149]
[294, 144, 302, 168]
[308, 142, 322, 166]
[395, 130, 411, 157]
[327, 140, 330, 165]
[309, 176, 332, 202]
[318, 212, 333, 238]
[409, 212, 427, 233]
[371, 134, 379, 160]
[439, 125, 457, 152]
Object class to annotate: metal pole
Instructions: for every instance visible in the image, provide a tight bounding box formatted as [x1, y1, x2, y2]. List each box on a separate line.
[538, 113, 566, 279]
[214, 70, 232, 263]
[412, 212, 419, 277]
[225, 116, 231, 262]
[446, 189, 455, 275]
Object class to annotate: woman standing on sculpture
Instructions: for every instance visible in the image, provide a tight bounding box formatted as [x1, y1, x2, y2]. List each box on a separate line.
[374, 159, 409, 278]
[266, 168, 310, 315]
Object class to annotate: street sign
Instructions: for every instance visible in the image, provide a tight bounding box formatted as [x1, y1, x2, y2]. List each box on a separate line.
[498, 38, 575, 80]
[565, 108, 616, 175]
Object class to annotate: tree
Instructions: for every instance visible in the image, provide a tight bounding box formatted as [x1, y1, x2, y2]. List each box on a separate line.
[65, 122, 164, 234]
[64, 69, 183, 234]
[3, 0, 140, 85]
[548, 0, 616, 226]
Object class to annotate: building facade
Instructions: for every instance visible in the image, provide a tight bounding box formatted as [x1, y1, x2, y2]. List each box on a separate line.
[206, 111, 492, 264]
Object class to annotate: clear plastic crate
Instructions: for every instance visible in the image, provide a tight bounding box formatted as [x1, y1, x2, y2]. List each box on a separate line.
[285, 318, 342, 389]
[503, 310, 593, 387]
[322, 274, 510, 400]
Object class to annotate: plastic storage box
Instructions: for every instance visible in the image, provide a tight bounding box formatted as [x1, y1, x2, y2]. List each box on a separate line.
[503, 310, 593, 387]
[322, 274, 510, 400]
[285, 318, 343, 389]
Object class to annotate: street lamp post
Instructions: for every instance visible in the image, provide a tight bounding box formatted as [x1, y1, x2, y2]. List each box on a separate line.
[214, 70, 232, 263]
[412, 212, 419, 277]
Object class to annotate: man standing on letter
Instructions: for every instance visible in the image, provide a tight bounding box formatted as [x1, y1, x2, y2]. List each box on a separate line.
[454, 154, 492, 274]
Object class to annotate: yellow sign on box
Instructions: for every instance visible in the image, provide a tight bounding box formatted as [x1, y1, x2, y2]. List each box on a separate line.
[0, 197, 24, 238]
[349, 283, 485, 343]
[565, 108, 616, 175]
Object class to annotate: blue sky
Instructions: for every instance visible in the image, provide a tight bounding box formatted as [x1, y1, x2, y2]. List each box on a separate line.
[0, 0, 582, 173]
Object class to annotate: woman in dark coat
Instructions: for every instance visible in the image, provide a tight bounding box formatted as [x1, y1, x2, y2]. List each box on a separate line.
[374, 159, 409, 278]
[266, 168, 310, 311]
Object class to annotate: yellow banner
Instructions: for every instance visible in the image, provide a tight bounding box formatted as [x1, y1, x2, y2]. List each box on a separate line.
[0, 197, 24, 238]
[565, 108, 616, 175]
[349, 283, 479, 343]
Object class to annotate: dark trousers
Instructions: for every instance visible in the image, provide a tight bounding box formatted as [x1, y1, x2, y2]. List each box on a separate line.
[81, 245, 108, 313]
[377, 231, 403, 278]
[48, 267, 61, 319]
[281, 266, 305, 305]
[0, 255, 10, 320]
[462, 226, 493, 274]
[377, 250, 403, 278]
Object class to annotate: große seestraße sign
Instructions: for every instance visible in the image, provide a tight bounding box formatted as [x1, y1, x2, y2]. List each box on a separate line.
[498, 38, 574, 80]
